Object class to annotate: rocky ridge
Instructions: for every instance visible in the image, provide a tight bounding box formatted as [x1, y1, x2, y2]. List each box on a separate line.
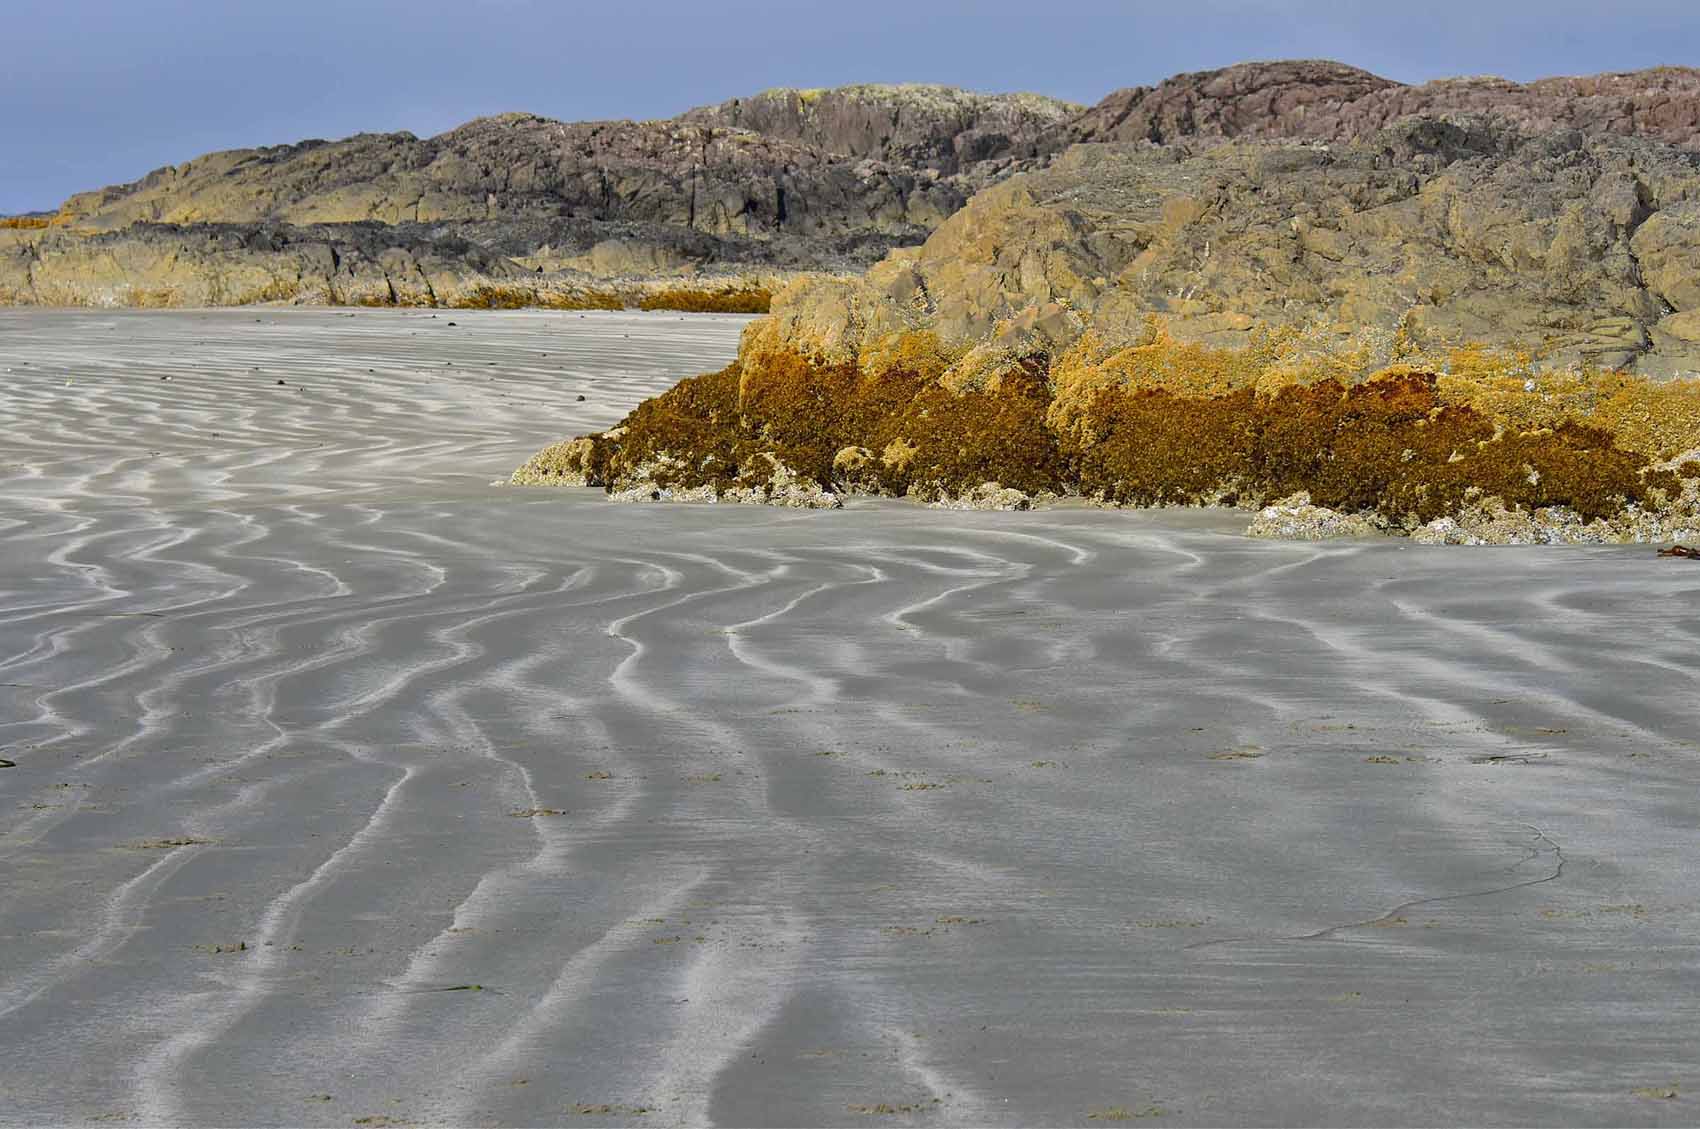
[679, 83, 1078, 178]
[0, 88, 1076, 309]
[46, 113, 969, 241]
[13, 62, 1700, 311]
[0, 219, 798, 310]
[1069, 60, 1700, 149]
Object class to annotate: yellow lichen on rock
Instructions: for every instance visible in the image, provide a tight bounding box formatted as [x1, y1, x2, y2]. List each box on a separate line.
[509, 435, 601, 486]
[855, 330, 964, 382]
[1047, 325, 1274, 432]
[1431, 356, 1700, 460]
[737, 274, 914, 371]
[938, 339, 1043, 396]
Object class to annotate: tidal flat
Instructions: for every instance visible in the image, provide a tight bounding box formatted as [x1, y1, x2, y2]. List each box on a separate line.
[1, 308, 1697, 1127]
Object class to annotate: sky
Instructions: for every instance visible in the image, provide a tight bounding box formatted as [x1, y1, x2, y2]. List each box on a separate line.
[3, 0, 1697, 214]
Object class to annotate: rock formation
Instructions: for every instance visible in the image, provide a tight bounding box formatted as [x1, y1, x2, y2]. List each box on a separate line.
[0, 88, 1077, 309]
[755, 120, 1700, 377]
[520, 114, 1700, 541]
[48, 113, 968, 242]
[12, 56, 1700, 538]
[679, 83, 1077, 178]
[1, 220, 783, 310]
[1068, 60, 1700, 150]
[14, 62, 1700, 310]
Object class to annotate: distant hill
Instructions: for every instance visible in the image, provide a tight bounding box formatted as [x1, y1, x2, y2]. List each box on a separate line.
[1069, 60, 1700, 148]
[6, 63, 1700, 309]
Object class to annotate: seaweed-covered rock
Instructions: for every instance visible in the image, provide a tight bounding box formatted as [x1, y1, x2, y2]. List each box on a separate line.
[521, 335, 1698, 536]
[507, 66, 1700, 538]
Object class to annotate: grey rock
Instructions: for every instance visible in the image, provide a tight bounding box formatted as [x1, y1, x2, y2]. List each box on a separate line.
[1067, 60, 1700, 151]
[760, 122, 1700, 377]
[680, 83, 1079, 175]
[18, 63, 1700, 310]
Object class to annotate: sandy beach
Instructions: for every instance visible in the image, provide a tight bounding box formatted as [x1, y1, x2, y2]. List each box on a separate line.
[1, 308, 1697, 1127]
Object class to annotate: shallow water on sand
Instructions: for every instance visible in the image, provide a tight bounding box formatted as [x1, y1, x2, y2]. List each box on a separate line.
[2, 308, 1698, 1127]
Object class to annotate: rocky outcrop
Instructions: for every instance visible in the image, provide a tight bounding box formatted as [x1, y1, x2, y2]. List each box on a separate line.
[680, 84, 1078, 176]
[1067, 61, 1400, 145]
[749, 121, 1700, 377]
[18, 61, 1700, 312]
[0, 220, 798, 309]
[4, 88, 1069, 308]
[521, 327, 1700, 539]
[52, 114, 966, 244]
[1068, 60, 1700, 150]
[520, 114, 1700, 540]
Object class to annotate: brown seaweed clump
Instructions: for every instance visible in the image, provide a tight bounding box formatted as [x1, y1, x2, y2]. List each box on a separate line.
[525, 349, 1067, 503]
[452, 286, 626, 311]
[1072, 373, 1670, 524]
[637, 288, 772, 314]
[336, 283, 772, 313]
[517, 328, 1700, 536]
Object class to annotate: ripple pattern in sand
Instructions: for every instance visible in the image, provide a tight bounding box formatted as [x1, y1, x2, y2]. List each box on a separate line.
[2, 308, 1698, 1127]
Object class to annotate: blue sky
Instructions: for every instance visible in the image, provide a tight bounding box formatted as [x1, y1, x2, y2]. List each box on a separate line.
[3, 0, 1696, 214]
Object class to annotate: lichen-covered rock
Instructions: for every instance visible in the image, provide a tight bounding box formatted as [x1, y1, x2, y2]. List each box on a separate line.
[737, 274, 916, 369]
[50, 114, 960, 243]
[505, 65, 1700, 535]
[510, 435, 600, 486]
[747, 122, 1700, 378]
[1245, 493, 1382, 540]
[0, 97, 1020, 306]
[0, 221, 802, 310]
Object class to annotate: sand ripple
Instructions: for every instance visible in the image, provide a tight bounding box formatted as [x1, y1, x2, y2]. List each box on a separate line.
[2, 309, 1698, 1126]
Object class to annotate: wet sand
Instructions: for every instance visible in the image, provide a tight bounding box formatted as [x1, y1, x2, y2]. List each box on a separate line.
[2, 308, 1698, 1127]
